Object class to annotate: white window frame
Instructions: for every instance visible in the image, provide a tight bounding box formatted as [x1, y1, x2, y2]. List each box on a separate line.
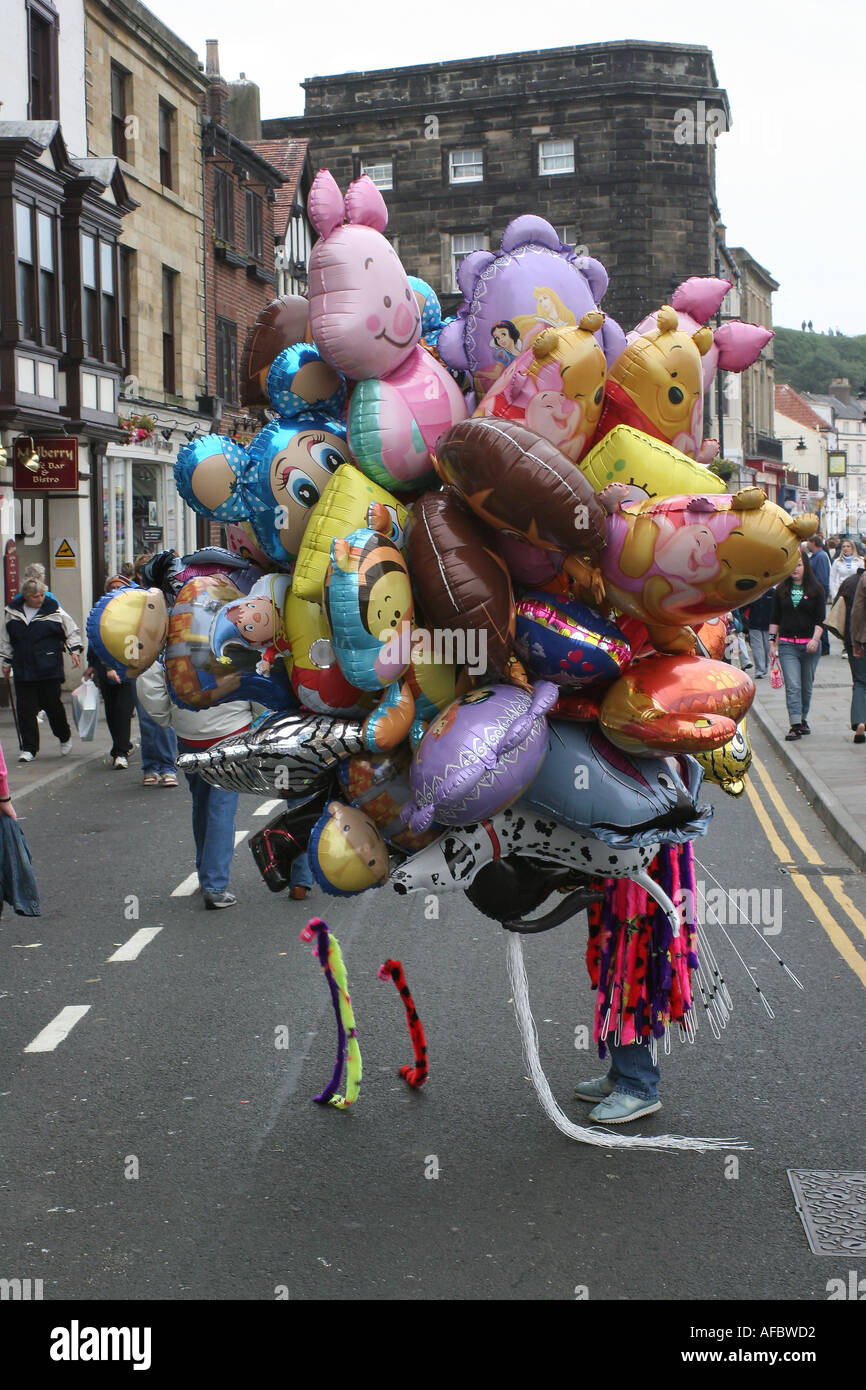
[451, 233, 487, 293]
[449, 148, 484, 184]
[361, 161, 393, 191]
[556, 225, 577, 247]
[539, 139, 574, 176]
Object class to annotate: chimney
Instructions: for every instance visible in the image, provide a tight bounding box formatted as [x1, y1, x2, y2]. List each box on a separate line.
[829, 377, 851, 405]
[204, 39, 229, 126]
[228, 74, 262, 141]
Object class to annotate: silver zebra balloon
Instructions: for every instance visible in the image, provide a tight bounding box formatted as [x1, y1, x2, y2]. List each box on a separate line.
[177, 711, 366, 795]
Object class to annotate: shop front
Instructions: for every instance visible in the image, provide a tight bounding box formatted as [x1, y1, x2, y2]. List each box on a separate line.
[103, 419, 199, 577]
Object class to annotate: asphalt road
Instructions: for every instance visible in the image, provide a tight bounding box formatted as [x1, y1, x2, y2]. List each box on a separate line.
[1, 722, 864, 1302]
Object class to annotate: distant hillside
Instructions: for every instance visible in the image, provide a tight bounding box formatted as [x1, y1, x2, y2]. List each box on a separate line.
[774, 327, 866, 395]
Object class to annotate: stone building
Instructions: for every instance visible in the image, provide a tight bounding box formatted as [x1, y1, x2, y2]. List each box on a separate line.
[264, 40, 731, 330]
[0, 0, 135, 637]
[84, 0, 208, 581]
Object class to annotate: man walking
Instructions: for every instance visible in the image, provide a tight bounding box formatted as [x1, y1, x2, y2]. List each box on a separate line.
[807, 536, 831, 655]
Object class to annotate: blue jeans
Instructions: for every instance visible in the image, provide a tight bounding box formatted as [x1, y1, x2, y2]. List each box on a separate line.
[290, 851, 313, 890]
[848, 652, 866, 730]
[137, 699, 177, 775]
[606, 1039, 660, 1102]
[177, 738, 238, 894]
[777, 641, 820, 726]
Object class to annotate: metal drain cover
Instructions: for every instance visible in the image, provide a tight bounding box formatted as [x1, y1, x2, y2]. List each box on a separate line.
[787, 1170, 866, 1254]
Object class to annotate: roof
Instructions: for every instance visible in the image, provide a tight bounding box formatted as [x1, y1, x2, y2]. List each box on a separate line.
[804, 392, 865, 422]
[247, 139, 308, 233]
[202, 119, 285, 185]
[775, 385, 832, 435]
[728, 246, 780, 293]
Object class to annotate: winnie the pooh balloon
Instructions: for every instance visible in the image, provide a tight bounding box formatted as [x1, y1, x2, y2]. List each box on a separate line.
[474, 311, 607, 463]
[594, 305, 714, 458]
[306, 170, 467, 492]
[600, 485, 818, 653]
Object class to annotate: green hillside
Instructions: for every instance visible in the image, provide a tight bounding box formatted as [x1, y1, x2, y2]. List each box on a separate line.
[774, 327, 866, 395]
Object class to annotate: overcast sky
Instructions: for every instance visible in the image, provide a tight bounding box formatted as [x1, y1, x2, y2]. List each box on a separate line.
[148, 0, 865, 337]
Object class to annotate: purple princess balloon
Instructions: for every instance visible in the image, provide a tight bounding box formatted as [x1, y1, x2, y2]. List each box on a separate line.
[401, 681, 558, 834]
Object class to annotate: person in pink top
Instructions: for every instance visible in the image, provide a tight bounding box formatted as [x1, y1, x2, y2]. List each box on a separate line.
[0, 736, 18, 820]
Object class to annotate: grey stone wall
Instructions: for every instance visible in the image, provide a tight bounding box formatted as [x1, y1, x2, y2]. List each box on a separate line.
[264, 42, 730, 329]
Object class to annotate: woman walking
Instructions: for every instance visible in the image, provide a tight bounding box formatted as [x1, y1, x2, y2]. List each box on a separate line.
[132, 554, 177, 788]
[829, 539, 864, 601]
[0, 579, 83, 762]
[84, 575, 138, 770]
[769, 555, 826, 741]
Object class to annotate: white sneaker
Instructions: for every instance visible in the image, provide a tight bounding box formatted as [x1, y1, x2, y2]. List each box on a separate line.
[37, 711, 46, 724]
[18, 751, 34, 763]
[113, 755, 128, 769]
[60, 740, 72, 756]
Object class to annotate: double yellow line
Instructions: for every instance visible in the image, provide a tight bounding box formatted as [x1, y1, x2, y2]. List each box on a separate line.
[744, 751, 866, 988]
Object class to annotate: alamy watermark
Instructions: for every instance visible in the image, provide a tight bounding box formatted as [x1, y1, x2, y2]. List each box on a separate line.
[0, 496, 44, 544]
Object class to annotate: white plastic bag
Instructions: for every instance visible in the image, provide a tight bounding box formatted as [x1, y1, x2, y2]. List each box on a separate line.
[71, 678, 99, 742]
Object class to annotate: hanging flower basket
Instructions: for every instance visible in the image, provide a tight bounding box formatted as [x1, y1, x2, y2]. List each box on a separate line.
[118, 413, 156, 446]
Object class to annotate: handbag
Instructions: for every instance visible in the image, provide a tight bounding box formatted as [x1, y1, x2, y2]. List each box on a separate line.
[824, 591, 847, 641]
[770, 656, 784, 690]
[71, 678, 99, 742]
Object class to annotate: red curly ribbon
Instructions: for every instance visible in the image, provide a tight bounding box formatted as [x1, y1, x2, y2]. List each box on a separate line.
[378, 958, 428, 1088]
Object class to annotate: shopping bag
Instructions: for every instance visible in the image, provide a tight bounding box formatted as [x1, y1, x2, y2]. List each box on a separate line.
[824, 592, 847, 641]
[71, 679, 99, 742]
[770, 657, 784, 690]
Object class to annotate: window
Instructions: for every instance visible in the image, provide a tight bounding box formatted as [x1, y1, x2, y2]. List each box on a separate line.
[215, 317, 238, 404]
[245, 190, 263, 261]
[449, 148, 483, 184]
[556, 225, 577, 247]
[162, 268, 177, 395]
[539, 139, 575, 175]
[16, 203, 37, 341]
[361, 161, 393, 191]
[111, 63, 131, 162]
[214, 168, 234, 243]
[28, 0, 59, 120]
[158, 99, 175, 188]
[101, 240, 118, 363]
[37, 211, 58, 346]
[82, 232, 98, 356]
[120, 245, 134, 376]
[451, 233, 487, 293]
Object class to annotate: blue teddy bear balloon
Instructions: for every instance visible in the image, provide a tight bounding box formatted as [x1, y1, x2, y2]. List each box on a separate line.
[174, 343, 354, 571]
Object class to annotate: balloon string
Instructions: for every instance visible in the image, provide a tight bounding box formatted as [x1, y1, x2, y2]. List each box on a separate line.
[378, 958, 429, 1088]
[300, 918, 361, 1109]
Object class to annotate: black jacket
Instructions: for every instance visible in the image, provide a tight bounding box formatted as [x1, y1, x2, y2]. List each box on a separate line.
[1, 595, 83, 683]
[771, 583, 826, 641]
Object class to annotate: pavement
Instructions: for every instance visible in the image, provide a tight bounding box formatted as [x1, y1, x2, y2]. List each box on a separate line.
[747, 636, 866, 872]
[0, 689, 130, 802]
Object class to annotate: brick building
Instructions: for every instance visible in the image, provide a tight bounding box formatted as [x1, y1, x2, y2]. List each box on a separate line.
[264, 40, 731, 330]
[199, 43, 283, 436]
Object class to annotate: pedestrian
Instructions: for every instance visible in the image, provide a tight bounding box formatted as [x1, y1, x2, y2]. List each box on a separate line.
[132, 554, 177, 788]
[743, 588, 773, 677]
[84, 575, 138, 770]
[290, 852, 314, 901]
[829, 538, 864, 601]
[0, 579, 83, 762]
[0, 734, 18, 821]
[769, 554, 826, 741]
[138, 662, 251, 909]
[806, 536, 831, 654]
[836, 567, 866, 744]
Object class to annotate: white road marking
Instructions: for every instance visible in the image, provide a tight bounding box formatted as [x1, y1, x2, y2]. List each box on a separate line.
[24, 1005, 91, 1053]
[171, 873, 200, 898]
[170, 831, 249, 897]
[253, 799, 283, 817]
[107, 927, 163, 962]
